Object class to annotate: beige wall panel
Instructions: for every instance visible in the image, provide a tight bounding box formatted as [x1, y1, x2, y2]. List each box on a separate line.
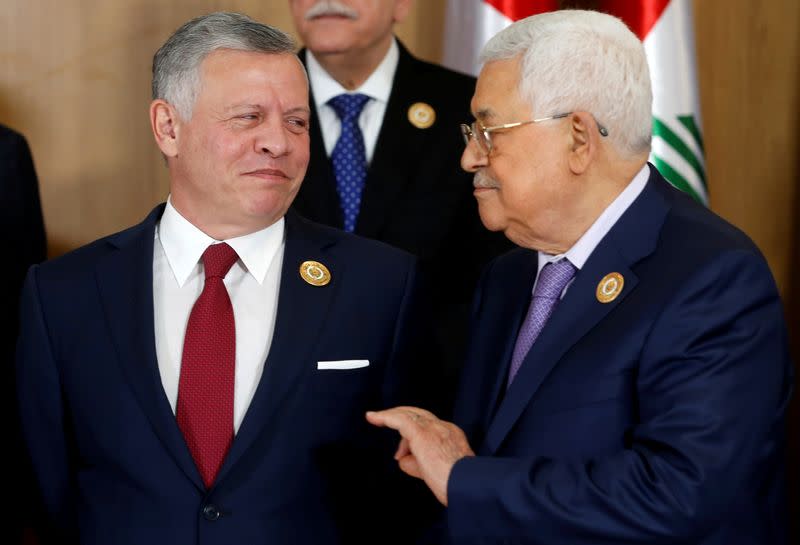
[395, 0, 446, 63]
[694, 0, 800, 298]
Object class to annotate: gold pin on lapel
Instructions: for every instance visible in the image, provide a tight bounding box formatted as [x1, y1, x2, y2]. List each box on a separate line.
[596, 272, 624, 303]
[300, 260, 331, 287]
[407, 102, 436, 129]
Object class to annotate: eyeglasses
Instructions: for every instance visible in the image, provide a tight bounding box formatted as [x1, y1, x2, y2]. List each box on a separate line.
[460, 112, 609, 154]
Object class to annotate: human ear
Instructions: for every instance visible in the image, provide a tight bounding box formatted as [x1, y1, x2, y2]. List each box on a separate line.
[393, 0, 413, 24]
[150, 99, 181, 158]
[567, 112, 596, 174]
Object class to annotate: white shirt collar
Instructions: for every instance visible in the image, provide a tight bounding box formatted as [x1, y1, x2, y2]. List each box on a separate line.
[539, 163, 650, 270]
[306, 38, 399, 108]
[158, 198, 285, 287]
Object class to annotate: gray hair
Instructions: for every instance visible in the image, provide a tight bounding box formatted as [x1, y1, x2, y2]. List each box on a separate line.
[480, 10, 652, 158]
[152, 12, 298, 119]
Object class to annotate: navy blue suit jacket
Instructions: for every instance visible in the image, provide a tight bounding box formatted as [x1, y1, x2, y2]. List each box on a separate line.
[2, 124, 47, 544]
[17, 207, 433, 545]
[447, 167, 793, 544]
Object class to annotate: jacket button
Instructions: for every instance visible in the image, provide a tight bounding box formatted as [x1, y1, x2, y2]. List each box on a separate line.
[202, 504, 220, 521]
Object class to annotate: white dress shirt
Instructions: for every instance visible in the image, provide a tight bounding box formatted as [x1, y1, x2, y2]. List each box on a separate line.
[304, 38, 399, 163]
[536, 164, 651, 296]
[153, 200, 284, 432]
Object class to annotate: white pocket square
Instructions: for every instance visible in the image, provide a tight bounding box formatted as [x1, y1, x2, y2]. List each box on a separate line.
[316, 359, 370, 370]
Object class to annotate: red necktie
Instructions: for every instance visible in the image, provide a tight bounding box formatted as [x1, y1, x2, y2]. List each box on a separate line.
[177, 242, 238, 488]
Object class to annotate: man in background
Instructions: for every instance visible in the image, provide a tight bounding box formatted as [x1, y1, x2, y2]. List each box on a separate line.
[1, 123, 47, 545]
[288, 0, 511, 410]
[17, 12, 431, 545]
[368, 10, 793, 544]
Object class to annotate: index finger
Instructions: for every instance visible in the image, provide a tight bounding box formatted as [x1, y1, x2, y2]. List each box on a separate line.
[365, 406, 426, 435]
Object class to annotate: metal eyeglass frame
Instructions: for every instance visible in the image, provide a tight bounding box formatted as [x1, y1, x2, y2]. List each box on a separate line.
[460, 112, 609, 154]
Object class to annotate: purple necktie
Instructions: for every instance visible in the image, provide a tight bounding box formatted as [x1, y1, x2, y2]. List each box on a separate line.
[507, 258, 577, 387]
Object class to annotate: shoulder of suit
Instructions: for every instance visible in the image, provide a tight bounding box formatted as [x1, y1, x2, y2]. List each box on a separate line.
[404, 54, 475, 87]
[293, 213, 416, 263]
[653, 176, 762, 260]
[394, 40, 475, 102]
[35, 204, 162, 278]
[0, 123, 28, 150]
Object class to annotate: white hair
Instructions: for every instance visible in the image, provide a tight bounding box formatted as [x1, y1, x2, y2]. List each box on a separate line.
[480, 10, 652, 157]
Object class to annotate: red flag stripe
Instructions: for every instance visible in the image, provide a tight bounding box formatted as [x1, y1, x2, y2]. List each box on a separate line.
[484, 0, 559, 22]
[598, 0, 670, 40]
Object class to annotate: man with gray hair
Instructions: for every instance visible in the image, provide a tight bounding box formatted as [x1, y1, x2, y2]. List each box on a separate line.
[368, 10, 792, 544]
[17, 12, 432, 545]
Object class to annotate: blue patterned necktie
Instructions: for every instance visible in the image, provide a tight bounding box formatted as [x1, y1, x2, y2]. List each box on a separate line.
[507, 259, 577, 388]
[328, 93, 370, 233]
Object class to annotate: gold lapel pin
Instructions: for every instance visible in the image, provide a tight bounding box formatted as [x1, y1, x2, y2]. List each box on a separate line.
[407, 102, 436, 129]
[300, 260, 331, 287]
[596, 272, 624, 303]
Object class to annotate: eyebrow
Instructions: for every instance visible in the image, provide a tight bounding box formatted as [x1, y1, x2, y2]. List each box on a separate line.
[473, 107, 496, 122]
[284, 106, 311, 116]
[223, 105, 311, 115]
[225, 104, 260, 112]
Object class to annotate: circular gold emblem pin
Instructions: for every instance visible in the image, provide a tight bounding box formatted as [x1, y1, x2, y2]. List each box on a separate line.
[300, 260, 331, 287]
[407, 102, 436, 129]
[596, 272, 624, 303]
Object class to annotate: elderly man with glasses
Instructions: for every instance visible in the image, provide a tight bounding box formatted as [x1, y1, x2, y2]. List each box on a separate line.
[368, 10, 792, 544]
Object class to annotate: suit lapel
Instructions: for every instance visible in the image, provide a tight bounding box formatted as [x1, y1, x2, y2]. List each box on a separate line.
[95, 205, 205, 491]
[355, 43, 431, 238]
[473, 251, 539, 443]
[483, 170, 670, 454]
[215, 212, 341, 482]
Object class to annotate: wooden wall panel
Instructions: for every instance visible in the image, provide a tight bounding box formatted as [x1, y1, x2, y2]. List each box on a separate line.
[694, 0, 800, 300]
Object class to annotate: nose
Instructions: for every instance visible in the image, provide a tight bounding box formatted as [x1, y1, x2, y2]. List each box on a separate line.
[461, 137, 487, 173]
[254, 117, 290, 157]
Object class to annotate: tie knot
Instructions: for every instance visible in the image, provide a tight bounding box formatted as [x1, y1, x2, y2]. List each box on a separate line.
[532, 259, 577, 300]
[328, 93, 370, 121]
[202, 243, 238, 279]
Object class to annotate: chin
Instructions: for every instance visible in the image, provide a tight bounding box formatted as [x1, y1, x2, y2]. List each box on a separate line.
[305, 33, 355, 55]
[477, 207, 506, 233]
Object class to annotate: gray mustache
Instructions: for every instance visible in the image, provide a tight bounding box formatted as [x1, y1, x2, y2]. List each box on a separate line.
[305, 1, 359, 20]
[473, 171, 500, 189]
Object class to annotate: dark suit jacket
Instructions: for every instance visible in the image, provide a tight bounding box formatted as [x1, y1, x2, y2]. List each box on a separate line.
[447, 166, 793, 544]
[2, 124, 47, 544]
[293, 42, 512, 410]
[17, 207, 434, 545]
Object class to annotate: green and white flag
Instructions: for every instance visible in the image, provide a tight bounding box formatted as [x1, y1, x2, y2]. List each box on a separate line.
[601, 0, 707, 203]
